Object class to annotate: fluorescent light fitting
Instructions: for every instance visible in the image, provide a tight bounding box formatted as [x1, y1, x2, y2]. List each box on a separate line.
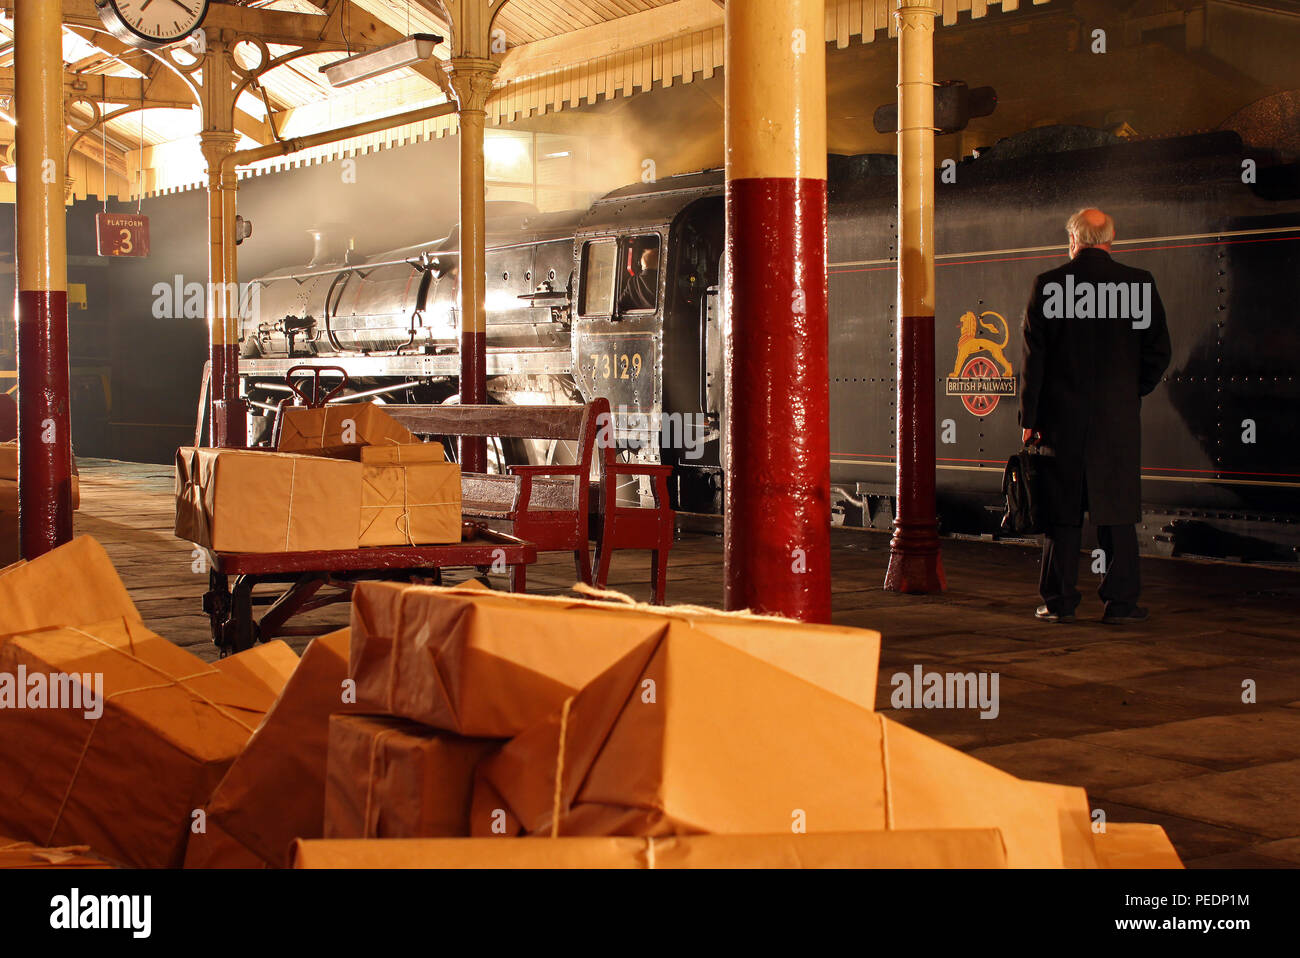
[320, 34, 443, 88]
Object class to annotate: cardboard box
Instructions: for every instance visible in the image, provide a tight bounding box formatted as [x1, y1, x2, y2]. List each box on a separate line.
[175, 447, 363, 553]
[213, 640, 299, 701]
[0, 836, 111, 869]
[0, 536, 139, 639]
[359, 462, 462, 546]
[348, 582, 880, 738]
[292, 830, 1010, 869]
[0, 616, 273, 868]
[1093, 823, 1183, 868]
[360, 442, 445, 464]
[278, 403, 416, 455]
[207, 629, 355, 867]
[472, 625, 1094, 867]
[324, 715, 499, 840]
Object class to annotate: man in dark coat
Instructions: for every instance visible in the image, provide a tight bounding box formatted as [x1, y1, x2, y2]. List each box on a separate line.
[1020, 208, 1172, 624]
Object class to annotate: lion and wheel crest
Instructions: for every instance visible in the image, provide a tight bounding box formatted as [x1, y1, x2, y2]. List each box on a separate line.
[945, 309, 1017, 416]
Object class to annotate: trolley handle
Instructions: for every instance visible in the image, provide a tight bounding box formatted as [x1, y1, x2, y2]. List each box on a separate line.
[285, 365, 351, 409]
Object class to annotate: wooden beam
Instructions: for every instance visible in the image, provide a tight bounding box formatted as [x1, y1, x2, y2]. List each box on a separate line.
[0, 0, 365, 51]
[495, 0, 724, 84]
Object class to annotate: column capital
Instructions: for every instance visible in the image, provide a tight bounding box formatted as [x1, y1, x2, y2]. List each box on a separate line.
[447, 57, 499, 114]
[895, 0, 939, 24]
[199, 131, 241, 187]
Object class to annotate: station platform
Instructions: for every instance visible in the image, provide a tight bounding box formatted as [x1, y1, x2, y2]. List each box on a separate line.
[73, 459, 1300, 869]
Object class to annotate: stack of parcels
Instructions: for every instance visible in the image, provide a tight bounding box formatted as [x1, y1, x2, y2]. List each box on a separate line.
[287, 581, 1184, 869]
[0, 537, 292, 868]
[0, 441, 80, 568]
[175, 403, 460, 552]
[198, 628, 357, 867]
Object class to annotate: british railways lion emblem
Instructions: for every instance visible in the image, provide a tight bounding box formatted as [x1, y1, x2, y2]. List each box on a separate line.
[946, 309, 1017, 416]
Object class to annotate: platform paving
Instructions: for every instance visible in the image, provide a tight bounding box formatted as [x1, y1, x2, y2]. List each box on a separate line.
[72, 459, 1300, 868]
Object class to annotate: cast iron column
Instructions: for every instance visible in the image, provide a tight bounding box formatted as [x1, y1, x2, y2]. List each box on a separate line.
[201, 131, 246, 447]
[14, 0, 74, 557]
[449, 57, 499, 473]
[723, 0, 831, 622]
[884, 0, 947, 593]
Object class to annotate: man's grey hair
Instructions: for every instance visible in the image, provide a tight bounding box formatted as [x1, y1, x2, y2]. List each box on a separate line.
[1067, 209, 1115, 247]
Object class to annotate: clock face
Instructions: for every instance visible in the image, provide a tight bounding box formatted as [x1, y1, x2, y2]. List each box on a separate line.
[98, 0, 209, 49]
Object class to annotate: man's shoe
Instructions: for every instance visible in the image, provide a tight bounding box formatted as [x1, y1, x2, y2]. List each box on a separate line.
[1035, 605, 1075, 623]
[1102, 606, 1149, 625]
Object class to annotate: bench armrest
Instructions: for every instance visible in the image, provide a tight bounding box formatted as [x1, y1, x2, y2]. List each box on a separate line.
[602, 463, 674, 510]
[508, 464, 585, 512]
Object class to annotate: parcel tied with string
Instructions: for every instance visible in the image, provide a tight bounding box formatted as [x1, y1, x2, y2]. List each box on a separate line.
[0, 536, 140, 638]
[323, 714, 499, 839]
[348, 581, 881, 739]
[0, 616, 274, 868]
[359, 461, 461, 547]
[174, 447, 363, 552]
[471, 624, 1098, 868]
[278, 403, 417, 457]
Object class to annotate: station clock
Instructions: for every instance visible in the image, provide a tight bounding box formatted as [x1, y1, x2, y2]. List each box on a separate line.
[95, 0, 210, 50]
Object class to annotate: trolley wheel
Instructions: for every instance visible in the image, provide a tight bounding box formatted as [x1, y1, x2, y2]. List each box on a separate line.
[203, 570, 232, 654]
[222, 576, 260, 653]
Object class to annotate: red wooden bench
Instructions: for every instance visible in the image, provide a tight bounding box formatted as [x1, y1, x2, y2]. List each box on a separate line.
[387, 399, 676, 599]
[386, 401, 607, 585]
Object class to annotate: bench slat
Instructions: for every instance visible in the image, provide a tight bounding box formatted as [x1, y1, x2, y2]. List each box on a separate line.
[386, 404, 589, 441]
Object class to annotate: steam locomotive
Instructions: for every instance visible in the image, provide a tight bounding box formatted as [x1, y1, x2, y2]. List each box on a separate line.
[239, 127, 1300, 561]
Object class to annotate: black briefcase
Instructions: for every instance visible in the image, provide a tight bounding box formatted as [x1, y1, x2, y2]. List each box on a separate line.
[1000, 444, 1052, 535]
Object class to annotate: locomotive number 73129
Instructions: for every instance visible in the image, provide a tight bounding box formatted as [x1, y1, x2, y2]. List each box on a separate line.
[588, 352, 644, 380]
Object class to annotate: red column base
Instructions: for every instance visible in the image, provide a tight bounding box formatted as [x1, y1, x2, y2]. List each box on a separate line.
[460, 329, 487, 473]
[884, 521, 947, 593]
[211, 399, 249, 449]
[17, 289, 74, 559]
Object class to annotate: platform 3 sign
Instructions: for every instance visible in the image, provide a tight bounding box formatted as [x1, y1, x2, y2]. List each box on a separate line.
[96, 213, 150, 258]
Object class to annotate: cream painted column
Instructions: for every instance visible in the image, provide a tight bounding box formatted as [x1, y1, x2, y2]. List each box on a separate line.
[448, 56, 499, 472]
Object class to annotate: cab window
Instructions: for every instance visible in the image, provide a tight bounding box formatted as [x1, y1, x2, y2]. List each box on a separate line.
[617, 234, 661, 313]
[580, 240, 617, 316]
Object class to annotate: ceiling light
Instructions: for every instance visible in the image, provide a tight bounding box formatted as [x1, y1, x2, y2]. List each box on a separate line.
[320, 34, 443, 89]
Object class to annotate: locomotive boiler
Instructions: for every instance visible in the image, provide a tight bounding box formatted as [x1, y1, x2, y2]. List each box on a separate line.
[239, 126, 1300, 561]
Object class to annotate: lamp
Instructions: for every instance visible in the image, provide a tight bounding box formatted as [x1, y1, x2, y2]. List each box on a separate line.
[320, 34, 444, 88]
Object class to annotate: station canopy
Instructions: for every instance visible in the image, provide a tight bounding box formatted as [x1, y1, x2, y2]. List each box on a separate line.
[0, 0, 1046, 201]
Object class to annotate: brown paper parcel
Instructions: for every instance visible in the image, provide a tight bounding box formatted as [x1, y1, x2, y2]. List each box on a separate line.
[473, 625, 1091, 867]
[207, 629, 354, 867]
[348, 581, 881, 739]
[213, 639, 299, 701]
[1092, 823, 1183, 869]
[359, 461, 462, 546]
[292, 829, 1010, 869]
[182, 819, 269, 870]
[278, 403, 416, 454]
[0, 536, 139, 639]
[0, 616, 272, 868]
[324, 714, 499, 840]
[360, 441, 446, 464]
[175, 447, 362, 553]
